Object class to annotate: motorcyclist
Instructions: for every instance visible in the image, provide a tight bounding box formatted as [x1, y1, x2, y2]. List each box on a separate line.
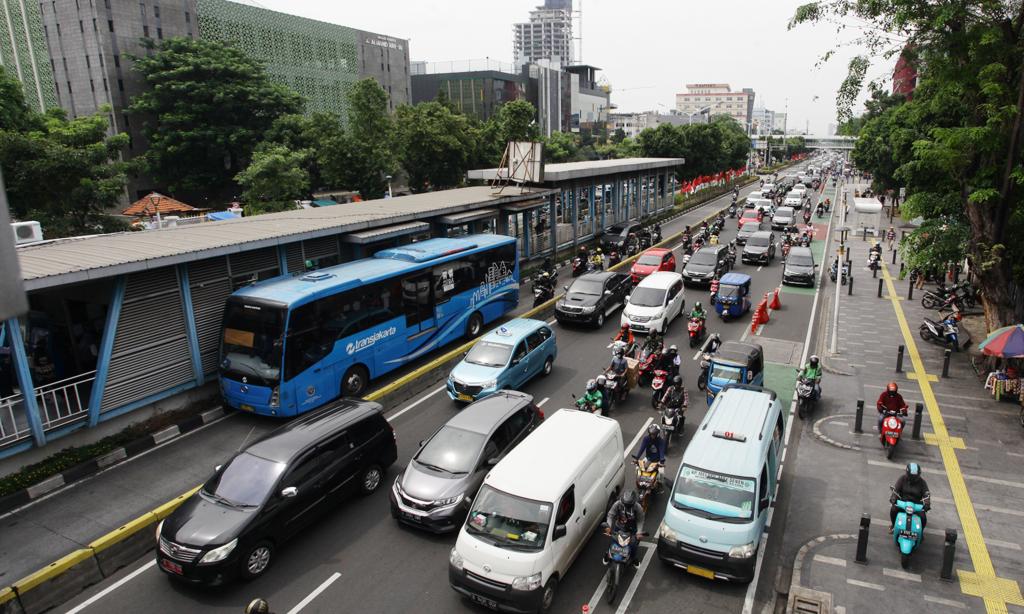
[657, 344, 681, 379]
[542, 256, 556, 278]
[709, 275, 720, 305]
[703, 332, 723, 354]
[614, 323, 634, 346]
[608, 347, 630, 394]
[634, 423, 667, 491]
[689, 301, 708, 323]
[876, 382, 909, 437]
[604, 490, 646, 567]
[590, 248, 604, 270]
[799, 355, 822, 400]
[709, 232, 720, 245]
[576, 378, 603, 413]
[643, 329, 664, 354]
[595, 374, 613, 414]
[889, 462, 931, 532]
[659, 374, 689, 410]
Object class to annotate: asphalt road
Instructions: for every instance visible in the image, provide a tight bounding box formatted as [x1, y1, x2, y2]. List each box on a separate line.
[53, 161, 828, 614]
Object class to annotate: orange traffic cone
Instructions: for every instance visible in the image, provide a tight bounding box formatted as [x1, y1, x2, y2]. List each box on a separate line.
[759, 294, 770, 323]
[582, 605, 591, 614]
[769, 287, 782, 310]
[750, 306, 761, 333]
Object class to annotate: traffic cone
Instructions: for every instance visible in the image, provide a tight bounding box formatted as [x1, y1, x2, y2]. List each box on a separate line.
[750, 307, 761, 333]
[758, 295, 770, 323]
[581, 605, 590, 614]
[769, 287, 782, 310]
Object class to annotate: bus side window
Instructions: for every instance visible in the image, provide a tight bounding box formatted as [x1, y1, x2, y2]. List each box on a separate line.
[285, 303, 332, 380]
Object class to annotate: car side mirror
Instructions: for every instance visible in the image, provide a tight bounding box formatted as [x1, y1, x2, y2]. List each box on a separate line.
[281, 486, 298, 498]
[486, 457, 500, 466]
[552, 524, 567, 540]
[215, 464, 222, 473]
[759, 497, 770, 512]
[563, 285, 569, 291]
[604, 290, 612, 295]
[418, 439, 425, 448]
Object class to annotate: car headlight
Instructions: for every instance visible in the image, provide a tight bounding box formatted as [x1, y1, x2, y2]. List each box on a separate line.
[580, 305, 596, 313]
[511, 572, 542, 591]
[480, 379, 497, 389]
[555, 300, 565, 309]
[449, 547, 464, 570]
[269, 386, 279, 408]
[198, 538, 238, 564]
[155, 520, 164, 542]
[728, 542, 756, 559]
[434, 493, 464, 507]
[658, 521, 677, 542]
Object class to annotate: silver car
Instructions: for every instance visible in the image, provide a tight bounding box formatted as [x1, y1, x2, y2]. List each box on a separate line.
[772, 207, 796, 230]
[389, 391, 542, 533]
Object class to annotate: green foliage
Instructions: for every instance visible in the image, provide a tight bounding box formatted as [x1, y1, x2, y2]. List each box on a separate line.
[394, 101, 474, 192]
[611, 128, 626, 144]
[321, 78, 397, 200]
[128, 37, 303, 201]
[0, 106, 132, 237]
[259, 112, 344, 191]
[636, 118, 750, 180]
[0, 66, 41, 133]
[235, 145, 309, 214]
[544, 131, 579, 163]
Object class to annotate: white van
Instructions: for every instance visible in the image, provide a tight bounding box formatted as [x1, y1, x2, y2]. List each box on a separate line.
[656, 384, 784, 582]
[620, 271, 685, 334]
[449, 409, 625, 613]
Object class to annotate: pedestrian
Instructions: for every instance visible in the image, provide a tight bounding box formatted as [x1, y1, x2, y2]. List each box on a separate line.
[915, 268, 926, 290]
[886, 226, 896, 250]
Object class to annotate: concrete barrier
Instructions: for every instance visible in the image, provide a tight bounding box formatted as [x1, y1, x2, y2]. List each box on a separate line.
[90, 512, 159, 578]
[12, 549, 103, 614]
[0, 588, 25, 614]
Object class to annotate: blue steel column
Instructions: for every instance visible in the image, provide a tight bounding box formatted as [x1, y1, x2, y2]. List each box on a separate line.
[599, 181, 606, 230]
[589, 179, 596, 236]
[569, 186, 577, 250]
[176, 265, 204, 386]
[548, 193, 558, 257]
[88, 277, 126, 427]
[522, 210, 531, 258]
[6, 319, 45, 446]
[277, 245, 289, 275]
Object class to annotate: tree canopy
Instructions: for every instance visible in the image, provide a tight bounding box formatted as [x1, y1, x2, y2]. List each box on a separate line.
[394, 101, 475, 192]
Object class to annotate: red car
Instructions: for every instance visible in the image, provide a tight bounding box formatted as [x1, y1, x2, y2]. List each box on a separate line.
[630, 247, 676, 283]
[738, 208, 763, 229]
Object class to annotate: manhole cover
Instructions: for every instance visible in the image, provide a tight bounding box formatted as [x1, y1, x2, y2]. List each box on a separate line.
[787, 586, 833, 614]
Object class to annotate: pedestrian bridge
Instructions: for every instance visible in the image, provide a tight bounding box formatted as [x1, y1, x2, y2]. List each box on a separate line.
[753, 135, 856, 151]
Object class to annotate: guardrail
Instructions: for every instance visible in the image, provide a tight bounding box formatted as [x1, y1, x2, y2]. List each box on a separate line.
[0, 371, 95, 449]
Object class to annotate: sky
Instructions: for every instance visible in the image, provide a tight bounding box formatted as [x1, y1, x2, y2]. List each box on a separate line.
[255, 0, 879, 134]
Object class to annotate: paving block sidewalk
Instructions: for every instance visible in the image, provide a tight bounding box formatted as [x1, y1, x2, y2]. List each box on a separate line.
[779, 179, 1024, 613]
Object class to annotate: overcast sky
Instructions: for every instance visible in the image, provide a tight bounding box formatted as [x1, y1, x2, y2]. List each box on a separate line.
[256, 0, 878, 134]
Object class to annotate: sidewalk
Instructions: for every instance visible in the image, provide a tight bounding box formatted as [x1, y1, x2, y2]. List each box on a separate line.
[780, 178, 1024, 613]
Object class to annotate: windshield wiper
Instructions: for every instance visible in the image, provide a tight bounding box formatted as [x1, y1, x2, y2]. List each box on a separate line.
[415, 460, 454, 474]
[205, 491, 243, 508]
[225, 359, 263, 380]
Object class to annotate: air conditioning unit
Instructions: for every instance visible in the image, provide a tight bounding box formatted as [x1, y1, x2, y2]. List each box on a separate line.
[162, 216, 180, 228]
[11, 221, 43, 246]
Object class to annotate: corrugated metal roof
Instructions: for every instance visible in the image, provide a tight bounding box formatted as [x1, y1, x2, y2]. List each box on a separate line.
[341, 221, 429, 244]
[466, 157, 685, 182]
[437, 208, 497, 224]
[17, 186, 554, 291]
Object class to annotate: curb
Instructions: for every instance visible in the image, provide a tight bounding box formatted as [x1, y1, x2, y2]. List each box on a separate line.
[811, 413, 863, 451]
[786, 533, 855, 613]
[0, 407, 226, 517]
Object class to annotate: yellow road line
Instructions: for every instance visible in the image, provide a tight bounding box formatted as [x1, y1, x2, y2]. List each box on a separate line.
[881, 265, 1023, 612]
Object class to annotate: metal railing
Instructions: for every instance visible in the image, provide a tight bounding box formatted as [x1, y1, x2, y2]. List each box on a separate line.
[410, 58, 518, 76]
[0, 370, 96, 448]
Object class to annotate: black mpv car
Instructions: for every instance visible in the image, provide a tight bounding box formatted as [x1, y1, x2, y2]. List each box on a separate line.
[782, 246, 817, 287]
[156, 399, 397, 584]
[555, 271, 631, 328]
[682, 245, 731, 286]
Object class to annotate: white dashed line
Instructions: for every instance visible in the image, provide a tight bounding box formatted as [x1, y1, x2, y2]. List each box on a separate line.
[386, 385, 446, 422]
[537, 397, 549, 407]
[923, 595, 968, 609]
[846, 578, 886, 591]
[883, 567, 921, 582]
[812, 554, 847, 567]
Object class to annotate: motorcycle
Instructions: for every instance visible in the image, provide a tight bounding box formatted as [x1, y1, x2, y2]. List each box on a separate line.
[637, 346, 661, 386]
[639, 233, 652, 250]
[697, 352, 711, 391]
[572, 256, 585, 277]
[602, 524, 641, 605]
[890, 486, 927, 570]
[868, 250, 881, 271]
[920, 312, 963, 351]
[829, 258, 850, 285]
[659, 403, 684, 449]
[634, 457, 660, 512]
[532, 276, 555, 307]
[572, 393, 602, 416]
[816, 204, 824, 218]
[649, 367, 672, 408]
[880, 409, 906, 460]
[687, 317, 706, 348]
[604, 369, 629, 404]
[728, 204, 737, 218]
[796, 376, 817, 419]
[608, 249, 622, 268]
[653, 228, 663, 244]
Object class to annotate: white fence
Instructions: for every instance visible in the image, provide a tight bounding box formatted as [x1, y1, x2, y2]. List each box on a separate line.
[0, 370, 96, 448]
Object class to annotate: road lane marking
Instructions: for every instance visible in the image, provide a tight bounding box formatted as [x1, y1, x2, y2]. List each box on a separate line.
[812, 554, 847, 567]
[847, 578, 886, 591]
[286, 571, 342, 614]
[614, 543, 656, 614]
[64, 560, 155, 614]
[624, 417, 654, 460]
[880, 264, 1024, 611]
[924, 595, 969, 609]
[884, 567, 922, 582]
[386, 385, 445, 422]
[928, 497, 1024, 518]
[984, 538, 1021, 552]
[537, 397, 549, 407]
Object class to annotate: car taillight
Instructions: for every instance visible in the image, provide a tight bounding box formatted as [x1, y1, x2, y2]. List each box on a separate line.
[534, 405, 545, 421]
[390, 423, 397, 442]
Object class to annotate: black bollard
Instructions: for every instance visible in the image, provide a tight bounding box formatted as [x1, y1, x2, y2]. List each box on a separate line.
[896, 345, 905, 373]
[848, 274, 854, 295]
[892, 249, 897, 265]
[912, 402, 924, 440]
[878, 278, 884, 297]
[855, 399, 864, 433]
[863, 227, 868, 242]
[908, 280, 914, 301]
[873, 265, 878, 279]
[855, 514, 871, 564]
[940, 529, 957, 581]
[943, 349, 952, 378]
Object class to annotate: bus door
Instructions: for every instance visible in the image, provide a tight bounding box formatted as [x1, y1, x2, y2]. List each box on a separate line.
[402, 272, 436, 337]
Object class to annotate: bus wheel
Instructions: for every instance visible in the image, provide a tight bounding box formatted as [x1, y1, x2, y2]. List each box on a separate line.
[466, 313, 484, 338]
[342, 365, 368, 397]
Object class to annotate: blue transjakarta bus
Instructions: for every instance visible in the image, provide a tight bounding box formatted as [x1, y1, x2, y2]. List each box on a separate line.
[219, 235, 519, 416]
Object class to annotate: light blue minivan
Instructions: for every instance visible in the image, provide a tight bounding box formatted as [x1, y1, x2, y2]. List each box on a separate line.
[656, 384, 783, 582]
[447, 318, 557, 402]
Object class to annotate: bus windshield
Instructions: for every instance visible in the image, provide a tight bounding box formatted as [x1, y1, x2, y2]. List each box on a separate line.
[221, 301, 283, 383]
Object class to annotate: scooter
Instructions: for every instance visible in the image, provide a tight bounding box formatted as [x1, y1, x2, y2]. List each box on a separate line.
[634, 457, 660, 512]
[608, 249, 622, 268]
[637, 346, 661, 386]
[796, 376, 817, 419]
[829, 258, 850, 285]
[601, 524, 642, 605]
[891, 486, 927, 570]
[604, 369, 629, 404]
[697, 352, 711, 391]
[610, 339, 638, 360]
[650, 369, 669, 408]
[572, 256, 585, 277]
[868, 250, 881, 271]
[659, 403, 684, 449]
[532, 276, 555, 307]
[920, 313, 963, 351]
[687, 317, 706, 348]
[880, 409, 906, 460]
[652, 229, 663, 244]
[816, 204, 824, 218]
[639, 233, 652, 250]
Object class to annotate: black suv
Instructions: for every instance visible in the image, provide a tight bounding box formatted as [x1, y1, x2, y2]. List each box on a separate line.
[742, 231, 777, 265]
[682, 245, 731, 286]
[156, 400, 397, 584]
[602, 221, 643, 252]
[555, 271, 631, 327]
[782, 246, 817, 287]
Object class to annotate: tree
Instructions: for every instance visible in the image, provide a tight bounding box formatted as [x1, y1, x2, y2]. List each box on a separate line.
[711, 116, 752, 169]
[128, 38, 303, 202]
[0, 66, 40, 132]
[611, 128, 627, 144]
[259, 112, 344, 192]
[0, 107, 131, 237]
[234, 145, 309, 214]
[792, 0, 1024, 327]
[321, 78, 396, 200]
[394, 101, 474, 192]
[544, 131, 578, 163]
[495, 99, 540, 143]
[637, 123, 687, 160]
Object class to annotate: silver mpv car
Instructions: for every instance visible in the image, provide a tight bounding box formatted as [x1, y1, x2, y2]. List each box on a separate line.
[389, 391, 543, 533]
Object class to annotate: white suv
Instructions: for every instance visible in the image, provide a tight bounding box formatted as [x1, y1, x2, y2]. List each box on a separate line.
[621, 271, 685, 334]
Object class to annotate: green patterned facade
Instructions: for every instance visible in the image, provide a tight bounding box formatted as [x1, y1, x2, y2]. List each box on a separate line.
[196, 0, 359, 120]
[0, 0, 57, 112]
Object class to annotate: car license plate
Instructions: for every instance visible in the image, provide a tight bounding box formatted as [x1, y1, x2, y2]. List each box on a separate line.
[470, 594, 499, 610]
[402, 512, 422, 523]
[160, 559, 183, 575]
[239, 404, 253, 412]
[457, 393, 473, 402]
[687, 565, 715, 579]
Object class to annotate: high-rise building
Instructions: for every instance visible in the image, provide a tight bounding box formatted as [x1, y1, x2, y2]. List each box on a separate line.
[30, 0, 409, 197]
[750, 107, 775, 135]
[513, 4, 573, 67]
[772, 112, 787, 134]
[410, 59, 525, 121]
[675, 83, 754, 127]
[892, 45, 917, 99]
[0, 0, 58, 112]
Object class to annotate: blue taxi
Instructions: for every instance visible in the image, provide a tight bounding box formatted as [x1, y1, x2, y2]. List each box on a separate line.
[447, 318, 557, 402]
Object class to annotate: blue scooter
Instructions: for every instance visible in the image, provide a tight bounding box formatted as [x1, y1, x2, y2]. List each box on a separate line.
[891, 486, 926, 569]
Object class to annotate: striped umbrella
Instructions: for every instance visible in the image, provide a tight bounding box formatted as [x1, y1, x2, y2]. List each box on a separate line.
[978, 324, 1024, 358]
